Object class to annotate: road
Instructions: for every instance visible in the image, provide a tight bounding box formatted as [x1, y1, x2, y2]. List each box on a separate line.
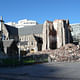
[0, 62, 80, 80]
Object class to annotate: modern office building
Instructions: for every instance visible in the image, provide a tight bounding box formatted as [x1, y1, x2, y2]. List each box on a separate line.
[5, 19, 38, 28]
[70, 23, 80, 44]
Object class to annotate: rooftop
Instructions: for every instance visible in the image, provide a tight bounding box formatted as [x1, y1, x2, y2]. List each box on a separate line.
[18, 24, 43, 36]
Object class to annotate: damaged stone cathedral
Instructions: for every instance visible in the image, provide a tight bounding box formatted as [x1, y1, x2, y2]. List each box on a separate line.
[42, 19, 73, 50]
[0, 17, 73, 54]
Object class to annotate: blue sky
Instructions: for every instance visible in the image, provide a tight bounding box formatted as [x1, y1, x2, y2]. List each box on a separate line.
[0, 0, 80, 24]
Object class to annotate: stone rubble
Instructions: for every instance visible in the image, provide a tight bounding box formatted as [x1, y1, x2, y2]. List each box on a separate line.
[48, 44, 80, 62]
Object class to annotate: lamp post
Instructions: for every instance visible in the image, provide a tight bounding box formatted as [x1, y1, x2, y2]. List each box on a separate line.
[18, 39, 21, 61]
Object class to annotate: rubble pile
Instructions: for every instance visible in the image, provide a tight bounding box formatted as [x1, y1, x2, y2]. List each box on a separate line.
[48, 44, 80, 62]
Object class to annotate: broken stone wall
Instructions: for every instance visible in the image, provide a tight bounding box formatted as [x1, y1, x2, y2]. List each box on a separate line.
[53, 20, 66, 48]
[42, 20, 57, 50]
[42, 19, 73, 51]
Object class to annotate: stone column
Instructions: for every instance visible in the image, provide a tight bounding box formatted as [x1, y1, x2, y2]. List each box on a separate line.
[61, 21, 66, 46]
[42, 21, 47, 50]
[0, 16, 4, 37]
[53, 20, 58, 48]
[53, 20, 63, 48]
[62, 22, 66, 46]
[47, 23, 50, 50]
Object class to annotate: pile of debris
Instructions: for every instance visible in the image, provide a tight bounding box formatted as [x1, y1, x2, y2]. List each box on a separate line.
[48, 44, 80, 62]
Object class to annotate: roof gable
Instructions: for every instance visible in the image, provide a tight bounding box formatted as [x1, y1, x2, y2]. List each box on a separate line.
[4, 24, 18, 35]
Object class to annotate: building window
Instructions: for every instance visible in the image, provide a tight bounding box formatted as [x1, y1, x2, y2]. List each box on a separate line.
[21, 37, 23, 41]
[25, 41, 28, 45]
[26, 37, 27, 41]
[31, 41, 33, 45]
[27, 36, 29, 41]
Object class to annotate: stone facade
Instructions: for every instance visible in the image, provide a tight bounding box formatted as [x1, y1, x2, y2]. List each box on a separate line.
[19, 34, 40, 52]
[18, 24, 43, 53]
[0, 17, 73, 54]
[42, 19, 72, 50]
[0, 17, 18, 55]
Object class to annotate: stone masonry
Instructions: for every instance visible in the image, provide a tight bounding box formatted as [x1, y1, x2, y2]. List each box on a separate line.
[42, 19, 72, 51]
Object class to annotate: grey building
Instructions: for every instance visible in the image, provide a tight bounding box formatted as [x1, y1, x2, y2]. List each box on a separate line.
[18, 24, 43, 52]
[0, 17, 18, 56]
[70, 23, 80, 44]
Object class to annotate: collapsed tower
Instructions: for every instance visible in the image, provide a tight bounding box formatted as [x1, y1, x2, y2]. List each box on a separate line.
[42, 19, 73, 50]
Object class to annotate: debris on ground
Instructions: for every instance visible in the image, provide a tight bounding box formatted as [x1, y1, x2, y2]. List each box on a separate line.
[48, 44, 80, 62]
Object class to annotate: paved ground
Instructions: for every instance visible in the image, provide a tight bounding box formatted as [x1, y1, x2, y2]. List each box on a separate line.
[0, 62, 80, 80]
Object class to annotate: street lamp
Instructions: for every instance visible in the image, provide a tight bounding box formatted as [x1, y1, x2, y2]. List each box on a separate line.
[18, 39, 21, 61]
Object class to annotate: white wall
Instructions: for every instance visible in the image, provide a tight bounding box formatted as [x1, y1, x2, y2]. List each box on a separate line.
[0, 23, 1, 31]
[5, 19, 38, 28]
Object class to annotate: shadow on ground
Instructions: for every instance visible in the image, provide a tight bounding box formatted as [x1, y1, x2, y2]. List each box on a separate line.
[0, 62, 80, 80]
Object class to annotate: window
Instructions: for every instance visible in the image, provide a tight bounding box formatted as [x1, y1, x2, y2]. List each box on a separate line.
[31, 41, 33, 45]
[26, 41, 28, 45]
[26, 37, 28, 41]
[21, 37, 23, 41]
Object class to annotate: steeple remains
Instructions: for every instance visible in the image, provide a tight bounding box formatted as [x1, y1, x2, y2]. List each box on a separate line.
[0, 16, 4, 31]
[0, 16, 5, 40]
